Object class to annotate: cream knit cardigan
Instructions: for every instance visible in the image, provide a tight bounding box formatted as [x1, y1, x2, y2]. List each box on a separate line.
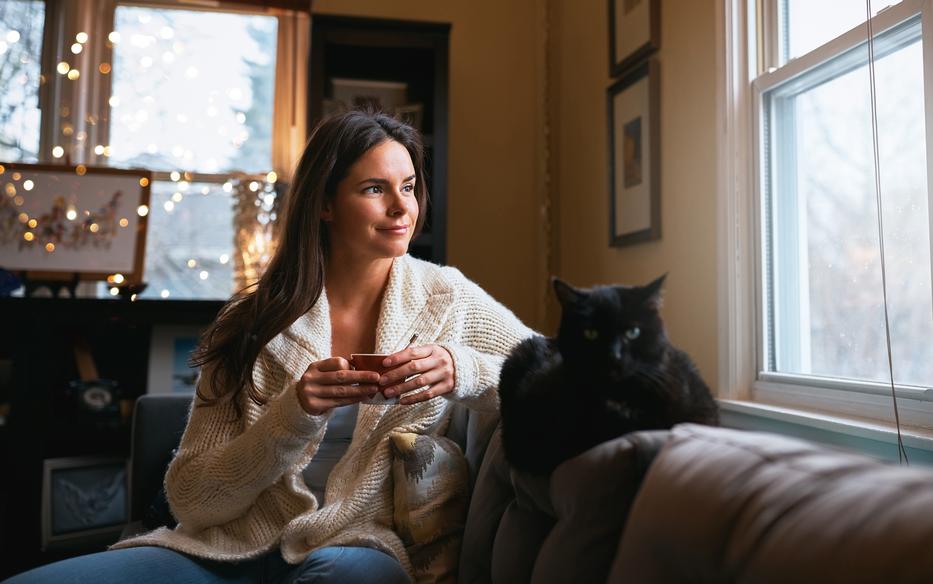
[112, 255, 534, 577]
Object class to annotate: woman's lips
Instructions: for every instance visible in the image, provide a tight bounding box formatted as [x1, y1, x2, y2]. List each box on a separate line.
[376, 225, 410, 235]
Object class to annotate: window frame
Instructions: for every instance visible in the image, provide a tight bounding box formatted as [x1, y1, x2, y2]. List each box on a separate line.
[29, 0, 307, 298]
[36, 0, 305, 177]
[718, 0, 933, 432]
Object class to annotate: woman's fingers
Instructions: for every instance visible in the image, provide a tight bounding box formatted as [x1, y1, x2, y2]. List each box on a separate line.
[318, 383, 380, 399]
[323, 369, 381, 386]
[379, 354, 442, 387]
[382, 368, 441, 397]
[304, 367, 379, 387]
[381, 345, 433, 368]
[398, 380, 454, 405]
[304, 383, 380, 398]
[314, 356, 351, 372]
[297, 355, 392, 415]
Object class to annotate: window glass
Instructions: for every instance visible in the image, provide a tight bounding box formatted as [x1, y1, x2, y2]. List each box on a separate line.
[109, 6, 277, 173]
[139, 180, 234, 300]
[0, 0, 45, 162]
[766, 36, 932, 386]
[783, 0, 903, 62]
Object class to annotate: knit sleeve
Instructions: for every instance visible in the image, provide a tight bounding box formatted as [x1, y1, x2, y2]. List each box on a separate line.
[164, 355, 329, 532]
[437, 273, 537, 412]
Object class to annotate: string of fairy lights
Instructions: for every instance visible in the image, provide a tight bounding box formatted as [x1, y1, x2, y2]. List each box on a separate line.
[2, 10, 279, 300]
[1, 163, 278, 300]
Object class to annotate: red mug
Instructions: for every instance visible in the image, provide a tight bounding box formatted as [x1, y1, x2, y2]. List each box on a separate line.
[349, 353, 391, 375]
[349, 354, 398, 404]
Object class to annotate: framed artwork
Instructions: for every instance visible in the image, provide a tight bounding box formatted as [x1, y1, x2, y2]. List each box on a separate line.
[0, 163, 151, 283]
[609, 0, 660, 77]
[147, 325, 204, 394]
[608, 59, 660, 247]
[330, 78, 409, 113]
[41, 456, 128, 550]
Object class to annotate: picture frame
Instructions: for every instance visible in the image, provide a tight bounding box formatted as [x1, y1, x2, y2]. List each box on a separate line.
[608, 59, 660, 247]
[41, 456, 128, 550]
[608, 0, 660, 77]
[0, 162, 151, 284]
[147, 325, 204, 394]
[330, 78, 409, 114]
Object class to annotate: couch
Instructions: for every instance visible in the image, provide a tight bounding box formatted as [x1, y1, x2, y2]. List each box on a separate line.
[126, 395, 933, 583]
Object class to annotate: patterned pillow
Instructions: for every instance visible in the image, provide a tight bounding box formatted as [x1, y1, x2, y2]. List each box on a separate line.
[389, 432, 469, 584]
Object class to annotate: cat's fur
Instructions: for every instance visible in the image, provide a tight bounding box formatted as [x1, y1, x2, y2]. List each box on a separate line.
[498, 275, 719, 474]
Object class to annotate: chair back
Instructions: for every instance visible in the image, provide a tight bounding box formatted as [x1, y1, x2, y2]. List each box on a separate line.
[128, 394, 192, 522]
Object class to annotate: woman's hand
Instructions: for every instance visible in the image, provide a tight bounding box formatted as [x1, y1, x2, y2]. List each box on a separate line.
[379, 345, 456, 405]
[295, 357, 381, 416]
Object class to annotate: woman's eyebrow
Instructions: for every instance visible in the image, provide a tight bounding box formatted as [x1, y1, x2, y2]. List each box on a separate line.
[356, 174, 417, 186]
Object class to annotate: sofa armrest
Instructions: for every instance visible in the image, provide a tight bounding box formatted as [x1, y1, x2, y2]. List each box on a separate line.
[458, 427, 672, 584]
[609, 424, 933, 583]
[127, 394, 192, 523]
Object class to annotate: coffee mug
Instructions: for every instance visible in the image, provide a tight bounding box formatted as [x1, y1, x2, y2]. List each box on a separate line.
[350, 353, 398, 405]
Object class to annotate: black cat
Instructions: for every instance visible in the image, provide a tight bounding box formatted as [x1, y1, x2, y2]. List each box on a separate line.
[498, 275, 719, 475]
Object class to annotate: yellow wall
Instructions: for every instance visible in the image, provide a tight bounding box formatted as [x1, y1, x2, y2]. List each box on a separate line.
[312, 0, 545, 329]
[553, 0, 720, 386]
[312, 0, 721, 386]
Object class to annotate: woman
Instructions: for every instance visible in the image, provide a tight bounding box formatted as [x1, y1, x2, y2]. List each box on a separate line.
[7, 111, 533, 583]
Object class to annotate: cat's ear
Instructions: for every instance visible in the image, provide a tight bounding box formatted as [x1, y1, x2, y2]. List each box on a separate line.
[552, 277, 584, 308]
[642, 273, 667, 310]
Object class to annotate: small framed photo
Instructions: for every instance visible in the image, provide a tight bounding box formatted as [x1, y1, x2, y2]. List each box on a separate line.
[330, 78, 408, 114]
[41, 456, 128, 550]
[147, 325, 203, 394]
[0, 163, 151, 284]
[609, 0, 660, 77]
[608, 59, 660, 247]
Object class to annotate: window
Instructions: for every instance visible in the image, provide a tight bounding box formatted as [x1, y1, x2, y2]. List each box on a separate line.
[780, 0, 903, 62]
[107, 5, 278, 299]
[0, 0, 46, 162]
[109, 6, 276, 174]
[2, 1, 305, 301]
[763, 12, 931, 388]
[723, 0, 933, 426]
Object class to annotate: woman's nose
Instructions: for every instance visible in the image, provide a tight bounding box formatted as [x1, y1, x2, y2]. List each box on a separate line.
[387, 189, 406, 215]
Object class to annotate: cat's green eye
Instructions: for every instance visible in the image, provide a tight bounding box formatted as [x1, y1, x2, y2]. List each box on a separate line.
[583, 328, 599, 341]
[625, 327, 641, 341]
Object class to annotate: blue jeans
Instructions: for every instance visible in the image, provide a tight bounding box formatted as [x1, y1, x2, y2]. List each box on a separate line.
[3, 545, 411, 584]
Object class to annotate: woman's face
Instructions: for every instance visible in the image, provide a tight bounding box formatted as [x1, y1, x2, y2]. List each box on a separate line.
[323, 139, 419, 261]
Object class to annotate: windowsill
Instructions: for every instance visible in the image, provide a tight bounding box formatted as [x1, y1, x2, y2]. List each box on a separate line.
[718, 398, 933, 453]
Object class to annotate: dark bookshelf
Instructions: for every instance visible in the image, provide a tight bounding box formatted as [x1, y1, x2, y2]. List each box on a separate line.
[0, 298, 222, 578]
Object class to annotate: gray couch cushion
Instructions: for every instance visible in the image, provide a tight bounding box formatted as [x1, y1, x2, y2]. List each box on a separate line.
[609, 423, 933, 583]
[459, 426, 670, 584]
[530, 430, 669, 584]
[459, 428, 514, 584]
[129, 394, 192, 522]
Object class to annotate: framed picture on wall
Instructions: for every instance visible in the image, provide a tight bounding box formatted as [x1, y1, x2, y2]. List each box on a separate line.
[0, 163, 151, 284]
[330, 78, 409, 114]
[41, 456, 128, 550]
[609, 0, 660, 77]
[608, 59, 660, 247]
[147, 325, 204, 394]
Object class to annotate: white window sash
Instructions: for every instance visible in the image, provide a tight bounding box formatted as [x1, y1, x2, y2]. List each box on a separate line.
[37, 0, 307, 176]
[719, 0, 933, 430]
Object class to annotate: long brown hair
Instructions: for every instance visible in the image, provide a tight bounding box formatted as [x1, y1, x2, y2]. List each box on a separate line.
[192, 110, 428, 415]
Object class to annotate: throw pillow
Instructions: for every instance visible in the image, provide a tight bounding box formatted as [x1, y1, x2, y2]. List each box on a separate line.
[389, 432, 469, 584]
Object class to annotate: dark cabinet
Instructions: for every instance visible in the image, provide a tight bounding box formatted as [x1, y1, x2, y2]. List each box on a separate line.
[0, 298, 221, 578]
